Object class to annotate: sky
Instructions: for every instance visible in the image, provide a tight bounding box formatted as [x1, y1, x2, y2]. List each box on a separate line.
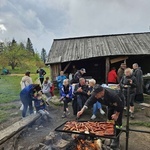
[0, 0, 150, 53]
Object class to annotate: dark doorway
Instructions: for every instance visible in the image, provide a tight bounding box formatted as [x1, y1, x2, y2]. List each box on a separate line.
[110, 55, 150, 75]
[61, 57, 106, 84]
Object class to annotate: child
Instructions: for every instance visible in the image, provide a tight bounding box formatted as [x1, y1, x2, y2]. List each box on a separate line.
[42, 77, 52, 102]
[34, 92, 51, 121]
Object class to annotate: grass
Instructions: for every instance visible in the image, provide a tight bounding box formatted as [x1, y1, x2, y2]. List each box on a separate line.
[0, 105, 18, 110]
[143, 94, 150, 102]
[129, 121, 150, 128]
[0, 66, 51, 123]
[0, 110, 9, 123]
[0, 75, 22, 103]
[0, 65, 50, 75]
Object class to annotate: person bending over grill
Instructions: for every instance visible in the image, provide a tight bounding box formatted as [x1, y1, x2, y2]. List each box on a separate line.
[77, 85, 124, 149]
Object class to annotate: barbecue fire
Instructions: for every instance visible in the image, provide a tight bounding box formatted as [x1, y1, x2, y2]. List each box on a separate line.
[76, 138, 102, 150]
[65, 135, 102, 150]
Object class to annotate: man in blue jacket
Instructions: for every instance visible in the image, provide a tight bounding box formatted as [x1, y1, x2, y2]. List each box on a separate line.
[56, 71, 66, 96]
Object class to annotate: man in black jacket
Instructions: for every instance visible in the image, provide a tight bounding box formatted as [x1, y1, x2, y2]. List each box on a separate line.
[72, 78, 88, 115]
[36, 67, 46, 85]
[77, 85, 124, 149]
[71, 68, 86, 83]
[132, 63, 144, 103]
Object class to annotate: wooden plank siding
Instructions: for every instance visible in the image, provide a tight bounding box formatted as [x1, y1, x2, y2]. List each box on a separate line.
[46, 32, 150, 64]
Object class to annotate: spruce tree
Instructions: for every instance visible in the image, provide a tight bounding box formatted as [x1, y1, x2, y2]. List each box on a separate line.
[41, 48, 47, 63]
[26, 38, 35, 55]
[20, 42, 25, 50]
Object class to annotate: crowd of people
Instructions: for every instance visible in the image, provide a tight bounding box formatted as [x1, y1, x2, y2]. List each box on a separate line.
[19, 63, 144, 149]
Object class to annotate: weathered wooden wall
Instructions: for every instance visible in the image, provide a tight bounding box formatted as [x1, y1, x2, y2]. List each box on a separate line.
[50, 64, 61, 81]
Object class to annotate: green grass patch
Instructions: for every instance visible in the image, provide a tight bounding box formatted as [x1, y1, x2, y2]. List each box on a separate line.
[0, 75, 22, 103]
[0, 110, 9, 123]
[0, 105, 17, 110]
[0, 65, 50, 75]
[54, 89, 60, 97]
[129, 121, 150, 128]
[0, 66, 51, 104]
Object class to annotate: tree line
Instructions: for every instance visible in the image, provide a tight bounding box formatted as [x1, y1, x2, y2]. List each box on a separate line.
[0, 38, 47, 70]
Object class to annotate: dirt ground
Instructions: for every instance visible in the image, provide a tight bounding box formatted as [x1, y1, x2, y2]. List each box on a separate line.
[0, 98, 150, 150]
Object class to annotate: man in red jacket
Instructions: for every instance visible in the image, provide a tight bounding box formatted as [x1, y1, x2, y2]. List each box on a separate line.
[108, 67, 117, 84]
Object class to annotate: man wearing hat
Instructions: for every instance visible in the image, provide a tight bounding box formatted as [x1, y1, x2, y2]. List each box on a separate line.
[71, 68, 86, 84]
[77, 84, 124, 149]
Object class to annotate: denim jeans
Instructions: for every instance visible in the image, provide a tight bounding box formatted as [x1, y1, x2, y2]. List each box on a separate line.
[93, 101, 102, 115]
[20, 94, 33, 117]
[77, 95, 87, 111]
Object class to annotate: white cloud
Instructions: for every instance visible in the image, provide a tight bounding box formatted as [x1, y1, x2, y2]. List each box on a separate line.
[61, 0, 150, 37]
[0, 0, 150, 53]
[0, 24, 7, 33]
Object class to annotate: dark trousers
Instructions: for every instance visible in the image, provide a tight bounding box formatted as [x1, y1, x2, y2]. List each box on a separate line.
[63, 98, 72, 112]
[72, 98, 77, 115]
[125, 93, 135, 107]
[20, 95, 33, 117]
[40, 78, 44, 85]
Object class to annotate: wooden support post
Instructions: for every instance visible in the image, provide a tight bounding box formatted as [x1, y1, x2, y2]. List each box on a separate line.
[63, 62, 71, 73]
[51, 64, 61, 82]
[105, 57, 110, 84]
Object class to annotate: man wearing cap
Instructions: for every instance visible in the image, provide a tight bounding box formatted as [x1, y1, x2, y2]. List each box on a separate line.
[71, 68, 86, 84]
[77, 84, 124, 149]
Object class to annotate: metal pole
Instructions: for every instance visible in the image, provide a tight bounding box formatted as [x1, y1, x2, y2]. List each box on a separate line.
[129, 129, 150, 134]
[126, 86, 130, 150]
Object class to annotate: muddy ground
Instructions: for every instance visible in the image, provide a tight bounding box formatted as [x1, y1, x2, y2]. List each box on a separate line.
[0, 98, 150, 150]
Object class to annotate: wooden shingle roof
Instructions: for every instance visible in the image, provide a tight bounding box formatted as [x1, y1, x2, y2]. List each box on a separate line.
[47, 32, 150, 64]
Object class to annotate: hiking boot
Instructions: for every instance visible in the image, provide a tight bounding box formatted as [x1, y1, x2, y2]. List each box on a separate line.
[66, 111, 70, 116]
[100, 109, 105, 115]
[110, 138, 119, 149]
[91, 114, 96, 120]
[130, 113, 134, 119]
[62, 113, 66, 118]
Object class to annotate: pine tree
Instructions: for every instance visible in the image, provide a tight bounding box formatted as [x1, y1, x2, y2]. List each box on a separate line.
[26, 38, 34, 55]
[12, 38, 17, 45]
[41, 48, 47, 63]
[20, 42, 25, 50]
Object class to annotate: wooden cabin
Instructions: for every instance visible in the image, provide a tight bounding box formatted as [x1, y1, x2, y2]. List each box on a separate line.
[46, 32, 150, 84]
